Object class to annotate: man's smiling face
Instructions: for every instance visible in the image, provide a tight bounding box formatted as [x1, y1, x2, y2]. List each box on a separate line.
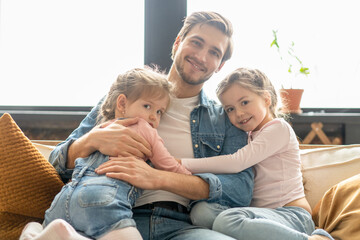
[173, 23, 228, 87]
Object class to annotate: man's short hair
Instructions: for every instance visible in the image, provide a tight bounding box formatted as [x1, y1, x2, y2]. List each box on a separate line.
[171, 11, 234, 64]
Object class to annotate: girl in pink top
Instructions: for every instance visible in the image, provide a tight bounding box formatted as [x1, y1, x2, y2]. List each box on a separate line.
[182, 68, 333, 240]
[22, 67, 190, 240]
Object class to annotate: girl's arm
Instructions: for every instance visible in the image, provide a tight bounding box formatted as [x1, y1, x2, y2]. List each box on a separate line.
[181, 120, 291, 174]
[137, 119, 191, 175]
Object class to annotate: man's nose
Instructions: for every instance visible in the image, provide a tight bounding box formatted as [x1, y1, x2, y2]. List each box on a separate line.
[195, 48, 207, 63]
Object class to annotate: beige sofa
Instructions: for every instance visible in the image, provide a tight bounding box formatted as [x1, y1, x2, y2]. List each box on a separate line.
[1, 113, 360, 239]
[32, 142, 360, 204]
[31, 142, 360, 210]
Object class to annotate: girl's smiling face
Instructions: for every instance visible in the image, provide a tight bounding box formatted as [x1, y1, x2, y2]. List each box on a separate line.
[219, 83, 273, 132]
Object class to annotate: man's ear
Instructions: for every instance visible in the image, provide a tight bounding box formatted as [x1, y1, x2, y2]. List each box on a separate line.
[116, 94, 127, 114]
[173, 36, 181, 54]
[215, 61, 226, 73]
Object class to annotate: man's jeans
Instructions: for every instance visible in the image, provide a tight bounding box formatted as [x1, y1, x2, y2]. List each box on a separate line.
[133, 207, 235, 240]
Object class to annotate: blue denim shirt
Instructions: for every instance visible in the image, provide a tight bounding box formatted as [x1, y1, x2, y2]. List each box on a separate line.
[49, 90, 254, 208]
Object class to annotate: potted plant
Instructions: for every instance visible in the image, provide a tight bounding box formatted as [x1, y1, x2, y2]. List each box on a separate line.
[270, 30, 310, 114]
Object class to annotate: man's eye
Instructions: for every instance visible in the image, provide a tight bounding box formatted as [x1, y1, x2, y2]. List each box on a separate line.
[210, 50, 220, 58]
[192, 40, 201, 47]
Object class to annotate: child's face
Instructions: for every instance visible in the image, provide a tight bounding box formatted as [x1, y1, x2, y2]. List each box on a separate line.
[125, 96, 169, 129]
[219, 83, 273, 132]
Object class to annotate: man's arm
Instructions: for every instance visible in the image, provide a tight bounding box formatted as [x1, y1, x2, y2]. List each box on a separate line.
[94, 155, 254, 204]
[66, 119, 152, 169]
[49, 101, 102, 179]
[212, 168, 254, 207]
[49, 98, 152, 180]
[95, 156, 209, 200]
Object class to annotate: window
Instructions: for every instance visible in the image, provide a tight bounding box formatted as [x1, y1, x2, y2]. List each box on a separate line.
[0, 0, 144, 106]
[189, 0, 360, 108]
[1, 1, 359, 109]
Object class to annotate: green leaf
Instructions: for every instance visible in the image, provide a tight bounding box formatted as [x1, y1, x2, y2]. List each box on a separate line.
[270, 39, 275, 47]
[300, 67, 310, 75]
[270, 39, 279, 49]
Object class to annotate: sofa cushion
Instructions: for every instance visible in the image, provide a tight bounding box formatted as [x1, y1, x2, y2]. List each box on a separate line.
[32, 142, 56, 160]
[301, 144, 360, 209]
[0, 113, 64, 239]
[312, 173, 360, 240]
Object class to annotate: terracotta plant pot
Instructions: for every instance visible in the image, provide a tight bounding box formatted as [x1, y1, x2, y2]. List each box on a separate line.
[279, 88, 304, 114]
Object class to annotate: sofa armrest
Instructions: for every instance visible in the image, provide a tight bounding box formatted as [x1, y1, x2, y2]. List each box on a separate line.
[300, 144, 360, 209]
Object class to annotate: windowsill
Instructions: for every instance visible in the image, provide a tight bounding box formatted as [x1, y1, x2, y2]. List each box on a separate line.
[1, 106, 360, 142]
[0, 106, 92, 140]
[289, 109, 360, 145]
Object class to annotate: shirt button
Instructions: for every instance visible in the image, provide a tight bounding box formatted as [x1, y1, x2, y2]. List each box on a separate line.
[194, 144, 199, 148]
[192, 119, 196, 123]
[217, 145, 220, 149]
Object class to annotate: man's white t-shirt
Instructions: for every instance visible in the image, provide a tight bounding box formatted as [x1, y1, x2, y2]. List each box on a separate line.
[134, 95, 200, 207]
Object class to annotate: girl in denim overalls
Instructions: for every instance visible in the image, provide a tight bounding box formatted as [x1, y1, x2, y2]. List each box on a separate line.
[22, 67, 191, 240]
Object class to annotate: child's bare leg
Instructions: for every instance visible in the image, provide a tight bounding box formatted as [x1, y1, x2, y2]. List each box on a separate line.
[98, 227, 143, 240]
[21, 219, 91, 240]
[19, 222, 43, 240]
[309, 235, 331, 240]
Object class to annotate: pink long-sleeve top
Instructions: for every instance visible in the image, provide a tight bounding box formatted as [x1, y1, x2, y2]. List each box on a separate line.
[181, 118, 305, 208]
[131, 118, 191, 175]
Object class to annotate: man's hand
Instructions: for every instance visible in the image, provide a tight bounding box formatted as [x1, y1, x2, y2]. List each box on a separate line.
[92, 118, 152, 158]
[95, 156, 210, 200]
[66, 118, 152, 169]
[96, 156, 161, 190]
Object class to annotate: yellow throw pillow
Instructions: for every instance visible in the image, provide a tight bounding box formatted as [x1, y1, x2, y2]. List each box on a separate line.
[0, 113, 64, 239]
[312, 173, 360, 240]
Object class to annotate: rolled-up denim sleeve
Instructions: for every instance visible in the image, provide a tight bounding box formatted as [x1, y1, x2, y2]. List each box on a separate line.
[49, 139, 76, 183]
[215, 167, 254, 207]
[193, 173, 222, 203]
[192, 167, 254, 208]
[48, 97, 103, 182]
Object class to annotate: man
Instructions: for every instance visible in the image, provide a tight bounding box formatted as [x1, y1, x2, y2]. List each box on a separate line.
[50, 11, 253, 239]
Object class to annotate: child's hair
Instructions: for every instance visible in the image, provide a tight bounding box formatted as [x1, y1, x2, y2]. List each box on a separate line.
[171, 11, 234, 64]
[98, 66, 172, 123]
[216, 67, 282, 118]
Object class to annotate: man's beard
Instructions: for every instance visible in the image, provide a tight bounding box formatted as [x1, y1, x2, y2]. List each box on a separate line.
[175, 57, 212, 86]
